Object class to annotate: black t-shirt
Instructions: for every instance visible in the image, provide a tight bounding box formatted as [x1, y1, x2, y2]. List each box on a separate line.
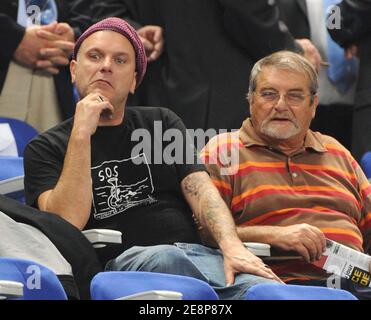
[24, 107, 204, 253]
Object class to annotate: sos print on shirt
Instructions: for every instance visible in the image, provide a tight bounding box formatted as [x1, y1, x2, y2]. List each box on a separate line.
[91, 153, 157, 220]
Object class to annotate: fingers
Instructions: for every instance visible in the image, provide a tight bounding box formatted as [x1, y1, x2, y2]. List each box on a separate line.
[293, 225, 326, 262]
[148, 40, 164, 62]
[38, 21, 57, 32]
[39, 48, 70, 65]
[36, 29, 61, 41]
[49, 40, 74, 54]
[73, 93, 114, 137]
[138, 26, 164, 62]
[55, 22, 72, 36]
[35, 60, 60, 73]
[345, 45, 358, 59]
[34, 60, 59, 75]
[42, 66, 59, 75]
[148, 48, 162, 62]
[139, 36, 154, 51]
[75, 93, 114, 123]
[246, 263, 283, 283]
[36, 55, 68, 68]
[38, 42, 74, 67]
[296, 38, 322, 72]
[92, 94, 114, 118]
[305, 226, 326, 261]
[229, 255, 283, 284]
[224, 268, 235, 287]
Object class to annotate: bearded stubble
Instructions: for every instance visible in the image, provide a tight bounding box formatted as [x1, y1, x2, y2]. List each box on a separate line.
[260, 116, 300, 140]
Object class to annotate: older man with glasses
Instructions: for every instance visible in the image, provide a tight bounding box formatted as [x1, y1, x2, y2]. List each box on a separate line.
[201, 51, 371, 299]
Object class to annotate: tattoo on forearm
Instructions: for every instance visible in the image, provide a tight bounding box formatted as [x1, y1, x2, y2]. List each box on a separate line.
[184, 173, 236, 243]
[183, 174, 203, 198]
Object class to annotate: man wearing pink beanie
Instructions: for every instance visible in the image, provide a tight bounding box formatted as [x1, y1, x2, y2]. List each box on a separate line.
[24, 17, 281, 299]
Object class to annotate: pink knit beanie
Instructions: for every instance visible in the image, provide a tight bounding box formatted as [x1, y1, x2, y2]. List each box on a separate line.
[73, 17, 147, 87]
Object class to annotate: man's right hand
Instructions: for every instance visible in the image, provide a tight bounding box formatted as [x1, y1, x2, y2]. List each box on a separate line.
[72, 93, 114, 138]
[270, 224, 326, 263]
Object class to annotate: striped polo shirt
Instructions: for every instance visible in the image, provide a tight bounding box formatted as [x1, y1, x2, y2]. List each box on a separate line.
[201, 118, 371, 282]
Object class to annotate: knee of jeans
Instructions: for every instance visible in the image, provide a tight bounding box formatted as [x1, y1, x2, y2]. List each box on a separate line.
[106, 245, 192, 273]
[144, 245, 188, 270]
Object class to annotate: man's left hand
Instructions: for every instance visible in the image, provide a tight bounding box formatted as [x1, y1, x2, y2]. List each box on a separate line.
[137, 25, 164, 62]
[35, 22, 75, 73]
[223, 244, 283, 286]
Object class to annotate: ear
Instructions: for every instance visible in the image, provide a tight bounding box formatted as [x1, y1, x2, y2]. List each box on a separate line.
[311, 94, 319, 119]
[129, 72, 137, 94]
[70, 59, 77, 84]
[248, 93, 254, 115]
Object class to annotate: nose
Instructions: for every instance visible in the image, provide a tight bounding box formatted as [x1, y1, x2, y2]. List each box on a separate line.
[100, 56, 113, 73]
[274, 94, 289, 111]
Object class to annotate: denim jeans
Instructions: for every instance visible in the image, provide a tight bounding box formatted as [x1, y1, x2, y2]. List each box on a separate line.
[105, 242, 275, 300]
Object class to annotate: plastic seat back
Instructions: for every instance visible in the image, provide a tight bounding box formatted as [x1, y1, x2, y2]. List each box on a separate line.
[0, 257, 67, 300]
[91, 271, 219, 300]
[361, 152, 371, 179]
[0, 117, 38, 157]
[245, 283, 357, 300]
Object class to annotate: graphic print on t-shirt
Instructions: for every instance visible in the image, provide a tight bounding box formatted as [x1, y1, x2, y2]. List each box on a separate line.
[91, 153, 157, 220]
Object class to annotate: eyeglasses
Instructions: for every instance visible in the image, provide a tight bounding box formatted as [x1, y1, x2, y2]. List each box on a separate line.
[255, 90, 314, 106]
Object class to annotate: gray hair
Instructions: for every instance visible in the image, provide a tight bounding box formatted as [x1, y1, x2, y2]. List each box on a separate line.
[248, 51, 318, 103]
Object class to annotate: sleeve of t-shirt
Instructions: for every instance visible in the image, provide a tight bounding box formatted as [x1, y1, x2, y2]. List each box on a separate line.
[200, 133, 235, 209]
[24, 137, 65, 208]
[161, 108, 208, 182]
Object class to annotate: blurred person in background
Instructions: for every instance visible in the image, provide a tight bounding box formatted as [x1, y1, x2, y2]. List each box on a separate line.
[0, 0, 91, 132]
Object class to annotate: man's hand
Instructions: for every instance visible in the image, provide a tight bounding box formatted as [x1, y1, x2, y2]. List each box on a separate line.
[345, 44, 358, 59]
[296, 38, 322, 72]
[13, 22, 75, 75]
[270, 224, 326, 263]
[72, 93, 114, 138]
[36, 22, 75, 73]
[13, 26, 49, 69]
[223, 244, 283, 286]
[137, 25, 164, 62]
[181, 171, 282, 286]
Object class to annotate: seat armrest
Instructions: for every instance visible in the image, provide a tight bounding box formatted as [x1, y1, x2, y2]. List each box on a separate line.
[243, 242, 271, 257]
[117, 290, 183, 300]
[82, 229, 122, 248]
[0, 280, 24, 299]
[0, 175, 24, 195]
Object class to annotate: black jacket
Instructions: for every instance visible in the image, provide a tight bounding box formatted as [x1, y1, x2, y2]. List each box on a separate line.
[92, 0, 302, 132]
[329, 0, 371, 159]
[277, 0, 310, 39]
[0, 195, 102, 299]
[0, 0, 91, 120]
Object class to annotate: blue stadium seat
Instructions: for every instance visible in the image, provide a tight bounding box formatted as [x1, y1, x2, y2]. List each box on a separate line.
[0, 257, 67, 300]
[0, 117, 38, 157]
[245, 283, 357, 300]
[91, 271, 219, 300]
[0, 118, 38, 202]
[361, 152, 371, 179]
[0, 156, 25, 202]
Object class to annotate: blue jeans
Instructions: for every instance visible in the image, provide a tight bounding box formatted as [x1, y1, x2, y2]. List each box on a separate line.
[105, 242, 275, 300]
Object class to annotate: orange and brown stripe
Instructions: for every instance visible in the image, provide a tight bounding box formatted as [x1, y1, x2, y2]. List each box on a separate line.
[201, 118, 371, 281]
